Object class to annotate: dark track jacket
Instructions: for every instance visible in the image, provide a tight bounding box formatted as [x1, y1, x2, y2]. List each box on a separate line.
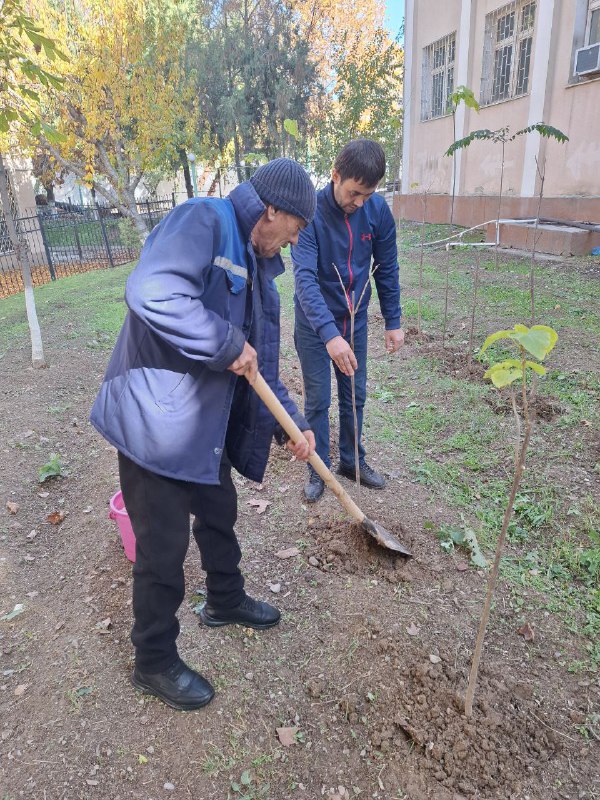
[292, 182, 401, 342]
[90, 182, 307, 485]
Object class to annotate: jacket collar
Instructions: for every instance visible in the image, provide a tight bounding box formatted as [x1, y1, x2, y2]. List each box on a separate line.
[229, 181, 267, 241]
[228, 182, 284, 281]
[323, 180, 346, 216]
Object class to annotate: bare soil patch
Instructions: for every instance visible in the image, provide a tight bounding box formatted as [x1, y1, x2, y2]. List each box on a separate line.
[0, 274, 598, 799]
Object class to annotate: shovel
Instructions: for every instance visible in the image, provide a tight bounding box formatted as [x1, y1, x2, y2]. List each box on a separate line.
[249, 372, 412, 557]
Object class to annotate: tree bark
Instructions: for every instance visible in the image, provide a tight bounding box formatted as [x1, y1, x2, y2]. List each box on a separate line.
[178, 148, 194, 198]
[0, 153, 46, 368]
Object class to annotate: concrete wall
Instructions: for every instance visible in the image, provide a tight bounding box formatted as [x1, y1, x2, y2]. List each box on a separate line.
[401, 0, 600, 225]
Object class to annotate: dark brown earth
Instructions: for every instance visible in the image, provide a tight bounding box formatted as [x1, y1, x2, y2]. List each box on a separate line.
[0, 267, 598, 799]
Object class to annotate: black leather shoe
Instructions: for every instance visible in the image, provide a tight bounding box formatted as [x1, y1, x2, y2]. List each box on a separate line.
[304, 469, 325, 502]
[337, 461, 386, 489]
[132, 658, 214, 711]
[199, 595, 281, 629]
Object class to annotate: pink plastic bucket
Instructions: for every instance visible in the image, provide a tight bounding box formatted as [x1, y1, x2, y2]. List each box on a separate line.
[108, 491, 136, 562]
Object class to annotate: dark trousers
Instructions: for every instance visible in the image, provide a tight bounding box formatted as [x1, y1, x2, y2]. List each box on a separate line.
[294, 317, 368, 469]
[118, 451, 245, 673]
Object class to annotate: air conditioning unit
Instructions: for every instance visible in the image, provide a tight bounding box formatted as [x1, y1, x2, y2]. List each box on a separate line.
[574, 43, 600, 76]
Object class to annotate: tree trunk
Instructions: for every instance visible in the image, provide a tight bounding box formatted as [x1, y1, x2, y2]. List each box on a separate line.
[178, 148, 194, 198]
[121, 190, 149, 242]
[0, 153, 46, 368]
[43, 181, 55, 204]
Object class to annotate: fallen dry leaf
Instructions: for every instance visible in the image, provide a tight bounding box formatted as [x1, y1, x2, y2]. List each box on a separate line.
[276, 726, 299, 747]
[275, 547, 300, 559]
[406, 623, 420, 637]
[47, 511, 66, 525]
[6, 501, 19, 515]
[247, 499, 271, 515]
[14, 684, 28, 697]
[517, 622, 535, 642]
[95, 617, 112, 633]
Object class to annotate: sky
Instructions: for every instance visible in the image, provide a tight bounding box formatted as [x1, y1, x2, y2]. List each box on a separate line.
[384, 0, 404, 39]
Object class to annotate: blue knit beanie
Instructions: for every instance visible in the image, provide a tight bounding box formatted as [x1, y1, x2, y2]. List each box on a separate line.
[250, 158, 316, 224]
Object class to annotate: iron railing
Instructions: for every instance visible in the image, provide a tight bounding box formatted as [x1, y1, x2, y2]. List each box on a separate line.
[0, 197, 175, 298]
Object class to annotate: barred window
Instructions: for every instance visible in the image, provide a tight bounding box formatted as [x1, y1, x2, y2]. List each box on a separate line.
[481, 1, 536, 105]
[588, 0, 600, 45]
[421, 33, 456, 121]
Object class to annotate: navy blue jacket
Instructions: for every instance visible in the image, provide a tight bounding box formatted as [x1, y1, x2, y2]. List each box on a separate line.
[292, 182, 401, 341]
[90, 182, 307, 485]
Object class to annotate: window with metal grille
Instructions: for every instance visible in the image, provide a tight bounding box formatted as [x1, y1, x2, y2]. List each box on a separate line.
[588, 0, 600, 44]
[481, 1, 536, 105]
[421, 33, 456, 120]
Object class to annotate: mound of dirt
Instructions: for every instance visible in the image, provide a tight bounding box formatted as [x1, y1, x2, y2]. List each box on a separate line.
[326, 638, 561, 799]
[305, 519, 417, 582]
[485, 393, 564, 421]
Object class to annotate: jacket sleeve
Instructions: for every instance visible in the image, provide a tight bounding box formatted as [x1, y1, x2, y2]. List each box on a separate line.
[372, 200, 402, 330]
[291, 224, 340, 345]
[125, 201, 245, 371]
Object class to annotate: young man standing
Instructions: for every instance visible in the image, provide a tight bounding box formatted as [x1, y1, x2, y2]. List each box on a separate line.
[91, 159, 316, 710]
[292, 139, 403, 502]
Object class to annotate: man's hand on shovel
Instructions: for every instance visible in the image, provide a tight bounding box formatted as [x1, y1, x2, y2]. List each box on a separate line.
[228, 341, 259, 383]
[286, 430, 316, 461]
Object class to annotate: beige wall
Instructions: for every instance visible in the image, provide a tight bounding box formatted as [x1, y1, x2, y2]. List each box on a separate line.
[402, 0, 600, 223]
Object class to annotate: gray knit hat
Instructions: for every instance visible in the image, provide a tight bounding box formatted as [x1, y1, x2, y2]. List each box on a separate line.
[250, 158, 316, 224]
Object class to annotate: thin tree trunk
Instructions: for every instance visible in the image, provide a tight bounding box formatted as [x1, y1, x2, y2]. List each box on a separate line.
[467, 250, 481, 368]
[529, 158, 545, 325]
[494, 141, 505, 271]
[450, 110, 457, 228]
[350, 290, 360, 502]
[442, 244, 451, 347]
[417, 197, 426, 335]
[178, 148, 194, 199]
[0, 153, 46, 368]
[464, 351, 532, 717]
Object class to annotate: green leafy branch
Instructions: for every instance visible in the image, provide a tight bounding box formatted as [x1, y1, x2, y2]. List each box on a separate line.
[464, 323, 557, 717]
[445, 122, 568, 157]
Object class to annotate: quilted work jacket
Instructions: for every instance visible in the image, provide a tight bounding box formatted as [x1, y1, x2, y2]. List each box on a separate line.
[90, 182, 307, 484]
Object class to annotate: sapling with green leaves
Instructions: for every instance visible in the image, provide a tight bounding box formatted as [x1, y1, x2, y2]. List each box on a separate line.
[464, 323, 558, 718]
[448, 86, 480, 229]
[445, 123, 568, 272]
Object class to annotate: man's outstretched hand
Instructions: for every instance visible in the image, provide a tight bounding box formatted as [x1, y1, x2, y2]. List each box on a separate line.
[385, 328, 405, 354]
[287, 429, 316, 461]
[326, 335, 358, 376]
[228, 341, 258, 384]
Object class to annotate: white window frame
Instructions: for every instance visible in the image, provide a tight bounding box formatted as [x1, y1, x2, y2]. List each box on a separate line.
[480, 1, 537, 106]
[420, 33, 456, 121]
[586, 0, 600, 44]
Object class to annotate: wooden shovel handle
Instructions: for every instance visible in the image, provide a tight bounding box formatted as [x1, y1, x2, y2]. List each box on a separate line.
[250, 373, 366, 524]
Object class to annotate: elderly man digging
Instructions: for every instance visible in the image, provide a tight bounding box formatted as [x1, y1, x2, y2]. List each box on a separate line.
[91, 159, 316, 710]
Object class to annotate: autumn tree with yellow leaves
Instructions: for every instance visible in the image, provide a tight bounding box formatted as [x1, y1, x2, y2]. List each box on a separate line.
[38, 0, 193, 239]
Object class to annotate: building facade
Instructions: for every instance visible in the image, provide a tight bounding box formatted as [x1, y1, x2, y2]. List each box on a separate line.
[398, 0, 600, 227]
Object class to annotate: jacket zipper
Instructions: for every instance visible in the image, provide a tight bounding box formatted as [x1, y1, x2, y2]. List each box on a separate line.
[343, 214, 354, 337]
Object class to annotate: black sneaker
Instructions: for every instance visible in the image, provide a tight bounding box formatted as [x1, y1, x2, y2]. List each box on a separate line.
[304, 469, 325, 502]
[132, 658, 214, 711]
[337, 462, 386, 489]
[199, 595, 281, 629]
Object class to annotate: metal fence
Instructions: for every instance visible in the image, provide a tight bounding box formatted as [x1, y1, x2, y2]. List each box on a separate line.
[0, 197, 175, 299]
